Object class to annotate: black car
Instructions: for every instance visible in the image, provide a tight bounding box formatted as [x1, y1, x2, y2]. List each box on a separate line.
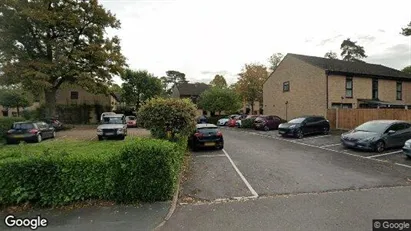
[341, 120, 411, 153]
[278, 116, 330, 139]
[5, 121, 56, 144]
[189, 124, 224, 151]
[197, 115, 208, 124]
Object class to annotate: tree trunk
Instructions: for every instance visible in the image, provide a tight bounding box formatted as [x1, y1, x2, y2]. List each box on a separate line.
[45, 88, 57, 118]
[16, 106, 20, 117]
[250, 101, 254, 115]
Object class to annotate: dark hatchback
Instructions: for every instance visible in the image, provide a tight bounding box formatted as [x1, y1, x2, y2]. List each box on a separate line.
[254, 115, 285, 131]
[5, 121, 56, 144]
[278, 116, 330, 138]
[341, 120, 411, 153]
[189, 124, 224, 151]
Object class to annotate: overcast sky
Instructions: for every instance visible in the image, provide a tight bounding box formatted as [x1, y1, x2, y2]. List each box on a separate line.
[101, 0, 411, 85]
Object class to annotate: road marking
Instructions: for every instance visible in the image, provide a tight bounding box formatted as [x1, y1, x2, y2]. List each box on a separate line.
[222, 149, 258, 198]
[301, 135, 331, 140]
[196, 154, 226, 158]
[320, 143, 341, 147]
[366, 150, 403, 159]
[395, 163, 411, 169]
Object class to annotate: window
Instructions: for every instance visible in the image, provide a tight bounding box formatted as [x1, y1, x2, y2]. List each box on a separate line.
[396, 82, 402, 100]
[70, 91, 79, 100]
[345, 77, 353, 98]
[331, 103, 353, 109]
[283, 81, 290, 92]
[372, 79, 378, 99]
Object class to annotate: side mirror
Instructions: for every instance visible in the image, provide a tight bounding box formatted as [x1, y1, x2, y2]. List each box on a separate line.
[388, 130, 396, 135]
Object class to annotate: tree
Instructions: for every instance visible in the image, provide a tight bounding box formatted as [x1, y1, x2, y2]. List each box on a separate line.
[121, 69, 162, 111]
[268, 53, 284, 71]
[340, 38, 367, 62]
[324, 51, 338, 59]
[0, 89, 32, 117]
[402, 65, 411, 75]
[109, 84, 123, 94]
[237, 64, 269, 113]
[209, 75, 227, 88]
[0, 0, 126, 117]
[401, 21, 411, 36]
[164, 70, 187, 86]
[198, 87, 241, 115]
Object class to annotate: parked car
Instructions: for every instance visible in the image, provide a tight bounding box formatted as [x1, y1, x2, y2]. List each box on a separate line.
[278, 115, 330, 138]
[254, 115, 284, 131]
[43, 117, 63, 131]
[236, 115, 258, 127]
[227, 115, 241, 127]
[97, 114, 127, 140]
[100, 112, 116, 122]
[126, 116, 137, 128]
[197, 115, 208, 124]
[189, 123, 224, 151]
[217, 117, 230, 126]
[341, 120, 411, 153]
[6, 121, 56, 144]
[402, 139, 411, 159]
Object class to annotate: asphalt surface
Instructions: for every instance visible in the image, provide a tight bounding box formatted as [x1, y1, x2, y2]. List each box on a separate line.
[164, 127, 411, 231]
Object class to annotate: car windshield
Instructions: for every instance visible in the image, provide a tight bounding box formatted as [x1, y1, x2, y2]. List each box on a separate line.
[102, 117, 123, 124]
[354, 122, 390, 133]
[126, 116, 136, 121]
[12, 123, 34, 130]
[288, 118, 306, 124]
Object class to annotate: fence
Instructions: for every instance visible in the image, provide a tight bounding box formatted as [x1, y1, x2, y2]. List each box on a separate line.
[327, 108, 411, 130]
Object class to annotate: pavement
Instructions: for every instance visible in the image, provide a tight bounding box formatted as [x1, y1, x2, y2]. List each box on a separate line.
[161, 127, 411, 231]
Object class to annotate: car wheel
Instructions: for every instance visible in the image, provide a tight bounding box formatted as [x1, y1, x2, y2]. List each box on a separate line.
[323, 127, 330, 135]
[296, 129, 304, 139]
[98, 136, 104, 141]
[263, 126, 269, 131]
[36, 134, 42, 143]
[119, 135, 125, 140]
[375, 141, 385, 153]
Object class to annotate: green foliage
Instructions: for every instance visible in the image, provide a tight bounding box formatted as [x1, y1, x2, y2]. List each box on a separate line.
[138, 98, 197, 139]
[0, 117, 25, 140]
[0, 89, 32, 117]
[0, 0, 126, 116]
[402, 65, 411, 75]
[121, 69, 163, 111]
[268, 53, 284, 71]
[209, 75, 227, 88]
[340, 38, 367, 62]
[164, 70, 187, 86]
[324, 51, 338, 59]
[198, 87, 242, 114]
[401, 21, 411, 36]
[0, 138, 186, 206]
[240, 118, 256, 128]
[237, 64, 269, 110]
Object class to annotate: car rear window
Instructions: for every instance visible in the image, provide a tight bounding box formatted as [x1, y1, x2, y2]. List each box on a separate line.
[13, 123, 34, 130]
[127, 116, 136, 120]
[197, 128, 218, 133]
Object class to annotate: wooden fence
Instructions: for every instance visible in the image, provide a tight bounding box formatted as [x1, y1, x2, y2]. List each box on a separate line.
[327, 109, 411, 130]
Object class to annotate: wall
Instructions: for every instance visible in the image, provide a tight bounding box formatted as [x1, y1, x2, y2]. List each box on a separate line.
[241, 101, 262, 115]
[56, 84, 112, 107]
[263, 55, 327, 120]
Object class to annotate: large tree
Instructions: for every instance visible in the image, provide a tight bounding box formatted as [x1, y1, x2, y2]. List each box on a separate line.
[209, 75, 227, 88]
[0, 0, 126, 117]
[121, 69, 162, 111]
[237, 64, 269, 113]
[164, 70, 187, 86]
[401, 21, 411, 36]
[198, 87, 241, 115]
[268, 53, 284, 71]
[340, 38, 367, 62]
[0, 88, 32, 117]
[324, 51, 338, 59]
[402, 65, 411, 75]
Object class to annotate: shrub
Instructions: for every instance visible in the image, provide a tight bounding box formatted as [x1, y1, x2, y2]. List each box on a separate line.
[138, 98, 197, 139]
[240, 118, 256, 128]
[0, 117, 25, 140]
[0, 137, 187, 206]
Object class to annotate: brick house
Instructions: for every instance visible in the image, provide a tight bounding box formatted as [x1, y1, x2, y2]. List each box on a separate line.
[171, 82, 210, 116]
[263, 53, 411, 120]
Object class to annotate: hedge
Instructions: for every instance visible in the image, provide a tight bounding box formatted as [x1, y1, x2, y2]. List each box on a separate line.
[0, 137, 186, 206]
[0, 117, 25, 140]
[240, 118, 256, 128]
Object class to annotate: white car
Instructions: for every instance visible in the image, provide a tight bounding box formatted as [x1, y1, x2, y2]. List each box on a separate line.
[217, 118, 230, 126]
[97, 114, 127, 140]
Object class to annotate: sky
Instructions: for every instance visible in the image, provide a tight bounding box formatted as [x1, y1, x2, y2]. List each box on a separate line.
[101, 0, 411, 85]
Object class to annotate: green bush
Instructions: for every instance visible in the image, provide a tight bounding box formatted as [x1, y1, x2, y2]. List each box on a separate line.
[138, 98, 197, 139]
[0, 117, 25, 140]
[0, 137, 187, 206]
[240, 118, 256, 128]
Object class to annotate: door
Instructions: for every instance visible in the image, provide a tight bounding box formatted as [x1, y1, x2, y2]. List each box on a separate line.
[313, 117, 327, 133]
[302, 117, 315, 134]
[271, 116, 282, 129]
[384, 123, 406, 148]
[267, 116, 275, 129]
[393, 123, 411, 146]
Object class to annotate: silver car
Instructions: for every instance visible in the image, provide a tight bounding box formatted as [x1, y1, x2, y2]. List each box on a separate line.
[97, 114, 127, 140]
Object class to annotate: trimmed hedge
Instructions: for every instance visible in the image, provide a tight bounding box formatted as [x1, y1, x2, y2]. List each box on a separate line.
[0, 137, 186, 206]
[240, 118, 256, 128]
[0, 117, 25, 140]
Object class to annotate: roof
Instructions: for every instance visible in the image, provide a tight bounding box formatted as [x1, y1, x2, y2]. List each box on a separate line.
[196, 123, 218, 128]
[176, 82, 210, 96]
[364, 120, 407, 124]
[110, 92, 122, 102]
[287, 53, 411, 79]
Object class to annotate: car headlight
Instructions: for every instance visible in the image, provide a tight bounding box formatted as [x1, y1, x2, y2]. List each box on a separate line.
[117, 128, 124, 133]
[361, 137, 376, 142]
[97, 129, 102, 132]
[404, 142, 411, 147]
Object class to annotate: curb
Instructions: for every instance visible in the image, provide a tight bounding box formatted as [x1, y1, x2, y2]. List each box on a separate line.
[153, 171, 182, 231]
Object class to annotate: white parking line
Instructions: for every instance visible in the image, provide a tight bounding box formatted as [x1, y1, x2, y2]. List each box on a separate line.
[395, 163, 411, 169]
[366, 150, 403, 159]
[320, 143, 341, 148]
[196, 154, 226, 158]
[222, 149, 258, 198]
[300, 135, 331, 140]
